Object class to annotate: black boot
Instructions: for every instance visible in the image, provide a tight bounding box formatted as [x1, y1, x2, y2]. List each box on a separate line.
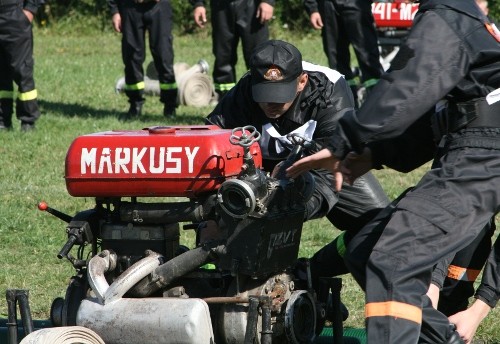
[0, 99, 13, 130]
[160, 89, 178, 118]
[163, 103, 176, 118]
[127, 100, 144, 117]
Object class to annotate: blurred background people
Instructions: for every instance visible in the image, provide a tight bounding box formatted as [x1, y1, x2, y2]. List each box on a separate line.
[192, 0, 273, 100]
[0, 0, 42, 131]
[304, 0, 384, 107]
[108, 0, 178, 118]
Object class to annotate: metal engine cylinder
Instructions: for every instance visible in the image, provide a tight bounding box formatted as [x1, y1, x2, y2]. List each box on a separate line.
[76, 298, 214, 344]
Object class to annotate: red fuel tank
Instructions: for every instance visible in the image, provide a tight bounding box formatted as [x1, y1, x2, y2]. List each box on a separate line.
[65, 126, 262, 198]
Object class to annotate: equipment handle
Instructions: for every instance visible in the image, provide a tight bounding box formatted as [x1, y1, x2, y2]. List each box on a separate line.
[57, 235, 78, 259]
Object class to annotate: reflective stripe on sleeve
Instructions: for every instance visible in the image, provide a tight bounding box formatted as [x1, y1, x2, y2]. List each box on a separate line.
[365, 301, 422, 324]
[18, 89, 37, 101]
[447, 265, 481, 282]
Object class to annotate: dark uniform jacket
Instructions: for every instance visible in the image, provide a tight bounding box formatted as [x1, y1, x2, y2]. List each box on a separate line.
[328, 0, 500, 309]
[326, 0, 500, 163]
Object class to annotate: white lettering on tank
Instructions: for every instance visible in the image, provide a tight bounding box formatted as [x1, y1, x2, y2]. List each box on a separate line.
[98, 148, 113, 174]
[114, 148, 130, 173]
[79, 146, 201, 175]
[185, 147, 199, 173]
[132, 147, 147, 173]
[166, 147, 183, 173]
[81, 148, 97, 174]
[149, 147, 165, 174]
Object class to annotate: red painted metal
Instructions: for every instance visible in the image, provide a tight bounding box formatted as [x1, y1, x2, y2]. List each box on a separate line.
[372, 1, 419, 29]
[65, 125, 262, 198]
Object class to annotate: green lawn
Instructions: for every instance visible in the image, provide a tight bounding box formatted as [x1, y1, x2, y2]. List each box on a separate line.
[0, 28, 498, 342]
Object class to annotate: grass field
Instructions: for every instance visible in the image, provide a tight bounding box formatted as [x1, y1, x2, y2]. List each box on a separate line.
[0, 27, 499, 342]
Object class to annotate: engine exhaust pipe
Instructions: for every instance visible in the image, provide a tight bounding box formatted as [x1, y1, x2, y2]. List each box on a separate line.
[129, 243, 220, 297]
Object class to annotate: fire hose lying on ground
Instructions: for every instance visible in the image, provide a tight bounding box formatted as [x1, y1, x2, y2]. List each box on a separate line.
[115, 60, 217, 107]
[6, 125, 356, 344]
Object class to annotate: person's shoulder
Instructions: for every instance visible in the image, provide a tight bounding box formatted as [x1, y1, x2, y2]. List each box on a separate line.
[302, 61, 343, 84]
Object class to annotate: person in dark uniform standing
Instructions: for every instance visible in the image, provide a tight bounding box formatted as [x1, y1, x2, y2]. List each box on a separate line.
[205, 40, 390, 295]
[192, 0, 273, 100]
[108, 0, 178, 118]
[286, 0, 500, 342]
[303, 0, 384, 107]
[0, 0, 42, 132]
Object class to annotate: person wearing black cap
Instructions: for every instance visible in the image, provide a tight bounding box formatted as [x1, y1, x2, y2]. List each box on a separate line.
[286, 0, 500, 342]
[205, 39, 390, 296]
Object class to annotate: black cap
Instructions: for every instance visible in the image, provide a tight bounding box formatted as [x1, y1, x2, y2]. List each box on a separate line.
[250, 40, 303, 103]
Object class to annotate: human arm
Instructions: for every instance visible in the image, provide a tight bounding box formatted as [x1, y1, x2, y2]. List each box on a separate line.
[24, 0, 41, 15]
[111, 13, 121, 33]
[448, 299, 491, 343]
[322, 10, 470, 161]
[473, 233, 500, 311]
[193, 5, 207, 28]
[309, 12, 323, 29]
[286, 148, 343, 191]
[106, 0, 122, 32]
[190, 0, 207, 28]
[256, 1, 273, 24]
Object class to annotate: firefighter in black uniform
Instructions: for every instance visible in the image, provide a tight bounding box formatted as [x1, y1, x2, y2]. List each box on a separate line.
[429, 218, 496, 318]
[286, 0, 500, 342]
[303, 0, 384, 106]
[428, 229, 499, 343]
[0, 0, 42, 131]
[446, 236, 500, 342]
[108, 0, 178, 118]
[205, 40, 390, 294]
[192, 0, 273, 100]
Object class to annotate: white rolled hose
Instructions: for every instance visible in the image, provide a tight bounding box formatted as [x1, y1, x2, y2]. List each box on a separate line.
[19, 326, 105, 344]
[115, 60, 216, 107]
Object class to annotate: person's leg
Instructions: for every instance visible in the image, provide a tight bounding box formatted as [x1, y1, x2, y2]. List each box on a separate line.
[148, 0, 177, 116]
[211, 0, 238, 99]
[308, 172, 389, 287]
[121, 4, 146, 116]
[347, 146, 500, 343]
[9, 5, 40, 128]
[0, 49, 14, 129]
[438, 220, 495, 316]
[341, 0, 383, 90]
[238, 0, 269, 69]
[319, 0, 340, 70]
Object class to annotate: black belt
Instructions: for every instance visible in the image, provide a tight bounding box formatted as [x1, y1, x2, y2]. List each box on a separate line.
[449, 98, 500, 130]
[432, 98, 500, 140]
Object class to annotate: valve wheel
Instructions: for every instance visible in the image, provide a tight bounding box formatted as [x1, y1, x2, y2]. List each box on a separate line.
[230, 125, 261, 147]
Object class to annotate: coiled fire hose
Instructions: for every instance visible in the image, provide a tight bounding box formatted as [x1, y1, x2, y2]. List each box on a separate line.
[115, 60, 217, 107]
[19, 326, 105, 344]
